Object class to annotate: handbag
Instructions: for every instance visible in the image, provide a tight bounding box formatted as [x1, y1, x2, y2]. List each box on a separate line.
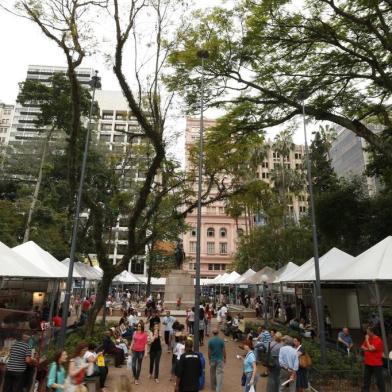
[241, 373, 246, 386]
[299, 352, 312, 368]
[265, 342, 277, 368]
[73, 367, 86, 385]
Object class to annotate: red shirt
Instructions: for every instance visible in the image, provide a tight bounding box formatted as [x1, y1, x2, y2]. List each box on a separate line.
[52, 315, 62, 327]
[82, 299, 91, 311]
[132, 332, 148, 352]
[362, 335, 384, 366]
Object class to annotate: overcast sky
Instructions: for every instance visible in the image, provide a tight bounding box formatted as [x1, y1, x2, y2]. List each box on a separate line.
[0, 0, 312, 145]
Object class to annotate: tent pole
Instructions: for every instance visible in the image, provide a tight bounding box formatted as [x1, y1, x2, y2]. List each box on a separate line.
[280, 282, 285, 322]
[374, 282, 389, 357]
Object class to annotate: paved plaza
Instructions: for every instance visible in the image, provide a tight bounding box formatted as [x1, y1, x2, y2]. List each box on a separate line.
[103, 317, 267, 391]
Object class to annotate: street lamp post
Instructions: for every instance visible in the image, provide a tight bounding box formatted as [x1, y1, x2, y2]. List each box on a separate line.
[300, 97, 327, 364]
[194, 50, 209, 353]
[58, 71, 101, 348]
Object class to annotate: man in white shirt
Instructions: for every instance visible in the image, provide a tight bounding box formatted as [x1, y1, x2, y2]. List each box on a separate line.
[127, 310, 139, 328]
[163, 310, 176, 352]
[278, 336, 299, 392]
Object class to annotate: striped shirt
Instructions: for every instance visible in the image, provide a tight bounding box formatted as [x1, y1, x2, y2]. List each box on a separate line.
[6, 341, 31, 372]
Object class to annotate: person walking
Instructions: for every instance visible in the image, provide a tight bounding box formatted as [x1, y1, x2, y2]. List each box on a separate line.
[4, 333, 36, 392]
[67, 342, 90, 392]
[148, 322, 162, 383]
[199, 308, 205, 346]
[205, 304, 212, 337]
[175, 339, 202, 392]
[240, 339, 258, 392]
[130, 320, 148, 385]
[188, 308, 195, 335]
[293, 337, 308, 392]
[278, 336, 298, 392]
[208, 328, 226, 392]
[47, 351, 68, 391]
[361, 326, 385, 392]
[162, 311, 176, 352]
[266, 332, 283, 392]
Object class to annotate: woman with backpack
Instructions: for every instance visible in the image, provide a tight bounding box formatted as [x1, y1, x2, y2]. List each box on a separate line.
[266, 332, 283, 392]
[47, 351, 67, 391]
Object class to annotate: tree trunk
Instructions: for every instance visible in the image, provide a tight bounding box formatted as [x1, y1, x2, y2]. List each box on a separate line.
[146, 245, 154, 297]
[85, 271, 114, 336]
[23, 127, 54, 243]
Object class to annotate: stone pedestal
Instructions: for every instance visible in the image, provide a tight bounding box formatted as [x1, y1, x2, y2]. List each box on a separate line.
[164, 270, 195, 310]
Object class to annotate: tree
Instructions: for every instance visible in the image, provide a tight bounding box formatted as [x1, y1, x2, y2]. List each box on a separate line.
[310, 126, 338, 194]
[235, 222, 313, 272]
[167, 0, 392, 161]
[16, 73, 94, 241]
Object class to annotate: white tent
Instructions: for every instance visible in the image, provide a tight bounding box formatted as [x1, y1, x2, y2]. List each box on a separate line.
[0, 241, 52, 278]
[233, 269, 256, 284]
[220, 271, 241, 284]
[113, 270, 144, 284]
[243, 266, 277, 284]
[62, 260, 102, 281]
[13, 241, 81, 279]
[212, 274, 223, 283]
[274, 262, 299, 283]
[322, 237, 392, 281]
[282, 248, 354, 283]
[214, 273, 230, 284]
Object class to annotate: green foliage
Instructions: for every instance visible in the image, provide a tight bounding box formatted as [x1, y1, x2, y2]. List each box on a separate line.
[235, 223, 313, 271]
[168, 0, 392, 160]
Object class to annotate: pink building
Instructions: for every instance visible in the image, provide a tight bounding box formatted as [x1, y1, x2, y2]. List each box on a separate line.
[182, 118, 247, 278]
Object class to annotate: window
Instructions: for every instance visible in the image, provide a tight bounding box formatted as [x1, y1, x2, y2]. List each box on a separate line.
[295, 153, 302, 160]
[117, 230, 128, 240]
[190, 228, 197, 237]
[219, 242, 228, 254]
[262, 161, 269, 168]
[102, 111, 113, 119]
[219, 207, 225, 215]
[101, 124, 112, 131]
[296, 163, 302, 170]
[207, 227, 215, 237]
[131, 258, 144, 274]
[207, 242, 215, 254]
[262, 172, 269, 179]
[221, 264, 226, 270]
[115, 124, 126, 131]
[189, 241, 197, 253]
[273, 152, 280, 159]
[99, 134, 111, 142]
[213, 264, 221, 270]
[189, 262, 196, 270]
[207, 206, 216, 214]
[113, 135, 124, 142]
[208, 264, 213, 271]
[220, 228, 227, 238]
[299, 206, 307, 213]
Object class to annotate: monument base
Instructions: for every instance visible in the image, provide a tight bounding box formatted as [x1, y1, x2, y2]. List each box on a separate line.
[164, 269, 195, 310]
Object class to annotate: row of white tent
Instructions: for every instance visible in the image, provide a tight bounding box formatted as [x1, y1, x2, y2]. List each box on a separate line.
[0, 240, 138, 283]
[206, 236, 392, 285]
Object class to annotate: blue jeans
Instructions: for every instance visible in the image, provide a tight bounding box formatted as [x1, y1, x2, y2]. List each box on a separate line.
[244, 371, 257, 392]
[132, 351, 144, 380]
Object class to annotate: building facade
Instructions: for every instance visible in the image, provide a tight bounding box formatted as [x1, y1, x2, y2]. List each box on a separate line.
[182, 118, 307, 278]
[329, 126, 381, 195]
[9, 65, 94, 145]
[0, 103, 14, 145]
[94, 90, 148, 277]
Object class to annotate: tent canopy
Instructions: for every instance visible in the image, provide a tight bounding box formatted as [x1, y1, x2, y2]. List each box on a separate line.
[281, 248, 354, 283]
[0, 241, 52, 278]
[113, 270, 144, 284]
[62, 259, 102, 281]
[234, 269, 256, 284]
[214, 273, 230, 284]
[220, 271, 241, 284]
[244, 266, 277, 284]
[322, 236, 392, 281]
[274, 262, 299, 283]
[13, 241, 81, 279]
[139, 276, 166, 285]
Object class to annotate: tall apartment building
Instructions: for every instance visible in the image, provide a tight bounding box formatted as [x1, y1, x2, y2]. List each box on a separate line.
[329, 126, 381, 195]
[182, 118, 307, 278]
[0, 103, 14, 145]
[9, 65, 95, 145]
[94, 90, 148, 276]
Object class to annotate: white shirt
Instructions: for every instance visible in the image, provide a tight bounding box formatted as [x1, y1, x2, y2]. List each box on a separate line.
[220, 306, 228, 317]
[127, 314, 139, 326]
[83, 351, 96, 376]
[174, 342, 185, 360]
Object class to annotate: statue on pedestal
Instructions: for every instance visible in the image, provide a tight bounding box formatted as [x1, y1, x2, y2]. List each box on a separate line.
[174, 241, 186, 269]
